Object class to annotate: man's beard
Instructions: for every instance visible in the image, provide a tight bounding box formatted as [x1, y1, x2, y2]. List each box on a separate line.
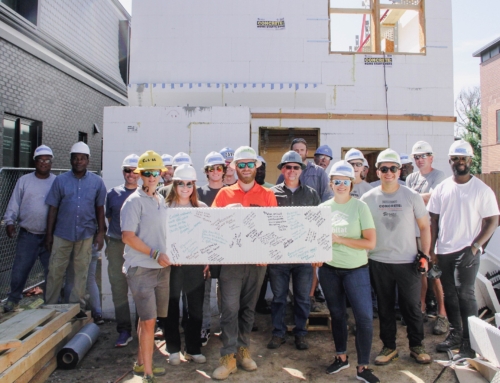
[453, 164, 470, 176]
[237, 170, 256, 184]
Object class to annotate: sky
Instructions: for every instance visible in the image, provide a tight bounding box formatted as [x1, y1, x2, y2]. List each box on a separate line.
[118, 0, 499, 101]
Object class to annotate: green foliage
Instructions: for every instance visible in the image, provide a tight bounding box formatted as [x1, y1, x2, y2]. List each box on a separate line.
[455, 87, 481, 174]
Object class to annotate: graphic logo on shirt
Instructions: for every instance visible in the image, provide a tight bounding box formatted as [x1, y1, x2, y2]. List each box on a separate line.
[331, 211, 349, 226]
[379, 199, 402, 231]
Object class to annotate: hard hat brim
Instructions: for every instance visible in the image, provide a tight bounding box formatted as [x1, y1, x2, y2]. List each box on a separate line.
[277, 161, 306, 170]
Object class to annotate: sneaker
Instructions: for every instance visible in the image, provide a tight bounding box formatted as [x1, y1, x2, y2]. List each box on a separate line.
[74, 310, 87, 320]
[436, 330, 462, 352]
[142, 375, 156, 383]
[310, 296, 322, 312]
[326, 356, 349, 374]
[185, 353, 207, 363]
[433, 315, 449, 335]
[133, 362, 166, 376]
[356, 367, 380, 383]
[169, 352, 181, 365]
[267, 335, 286, 349]
[201, 328, 211, 347]
[410, 345, 432, 364]
[374, 347, 398, 365]
[115, 331, 133, 347]
[93, 314, 105, 325]
[294, 335, 309, 350]
[453, 339, 476, 360]
[3, 300, 20, 313]
[212, 354, 237, 380]
[236, 346, 257, 371]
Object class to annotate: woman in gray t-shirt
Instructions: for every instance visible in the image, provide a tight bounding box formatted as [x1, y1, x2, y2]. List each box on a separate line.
[163, 164, 208, 366]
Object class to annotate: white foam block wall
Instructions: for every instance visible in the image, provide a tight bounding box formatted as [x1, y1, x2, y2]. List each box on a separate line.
[469, 316, 500, 367]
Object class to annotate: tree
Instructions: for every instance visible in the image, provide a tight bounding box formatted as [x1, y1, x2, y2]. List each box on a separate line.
[455, 87, 481, 174]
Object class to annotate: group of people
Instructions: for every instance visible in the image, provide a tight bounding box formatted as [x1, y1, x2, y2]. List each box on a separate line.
[3, 137, 499, 383]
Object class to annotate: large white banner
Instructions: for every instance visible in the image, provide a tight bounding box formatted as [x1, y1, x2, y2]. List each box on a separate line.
[166, 207, 332, 264]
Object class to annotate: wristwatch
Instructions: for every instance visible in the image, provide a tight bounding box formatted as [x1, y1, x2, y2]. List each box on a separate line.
[472, 242, 482, 253]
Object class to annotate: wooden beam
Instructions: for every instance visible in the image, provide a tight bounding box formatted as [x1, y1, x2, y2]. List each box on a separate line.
[419, 0, 426, 53]
[379, 4, 420, 10]
[329, 8, 370, 14]
[251, 113, 456, 123]
[23, 357, 56, 383]
[372, 0, 381, 53]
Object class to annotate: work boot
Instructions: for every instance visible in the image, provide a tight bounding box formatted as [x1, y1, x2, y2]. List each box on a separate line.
[374, 347, 398, 365]
[410, 345, 432, 364]
[433, 315, 450, 335]
[453, 339, 476, 360]
[212, 354, 237, 380]
[267, 335, 286, 349]
[294, 335, 309, 350]
[436, 329, 462, 352]
[235, 346, 257, 371]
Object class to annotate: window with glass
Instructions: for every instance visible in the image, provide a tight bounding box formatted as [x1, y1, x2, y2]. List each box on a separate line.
[329, 0, 425, 54]
[2, 114, 42, 168]
[1, 0, 38, 25]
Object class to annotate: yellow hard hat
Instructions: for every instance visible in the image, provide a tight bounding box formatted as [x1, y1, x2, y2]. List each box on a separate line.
[134, 150, 166, 173]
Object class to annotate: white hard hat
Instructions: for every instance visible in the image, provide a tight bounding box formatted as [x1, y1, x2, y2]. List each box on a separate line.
[448, 139, 473, 157]
[345, 148, 365, 162]
[363, 158, 369, 168]
[33, 145, 54, 159]
[173, 164, 197, 181]
[161, 154, 173, 167]
[220, 147, 235, 161]
[400, 153, 412, 165]
[411, 141, 433, 155]
[257, 155, 266, 164]
[230, 146, 262, 169]
[204, 151, 225, 167]
[172, 152, 192, 167]
[376, 149, 401, 168]
[329, 160, 355, 179]
[122, 154, 139, 168]
[70, 141, 90, 156]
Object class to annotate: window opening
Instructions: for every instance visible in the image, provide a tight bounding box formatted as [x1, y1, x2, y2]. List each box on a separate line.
[2, 114, 42, 168]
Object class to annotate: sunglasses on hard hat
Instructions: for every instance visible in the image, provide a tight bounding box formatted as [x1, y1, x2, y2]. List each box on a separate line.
[378, 166, 399, 174]
[175, 181, 194, 188]
[236, 162, 256, 169]
[141, 170, 161, 178]
[413, 153, 432, 160]
[333, 179, 351, 186]
[207, 165, 224, 172]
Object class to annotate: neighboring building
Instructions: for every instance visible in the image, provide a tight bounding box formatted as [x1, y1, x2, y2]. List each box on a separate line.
[473, 37, 500, 174]
[0, 0, 130, 171]
[103, 0, 455, 186]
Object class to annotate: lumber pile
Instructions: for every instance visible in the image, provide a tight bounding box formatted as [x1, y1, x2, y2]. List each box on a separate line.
[0, 304, 93, 383]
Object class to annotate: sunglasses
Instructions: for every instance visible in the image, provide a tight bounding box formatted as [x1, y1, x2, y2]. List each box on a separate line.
[450, 156, 469, 162]
[285, 165, 301, 170]
[333, 179, 352, 186]
[123, 168, 136, 173]
[141, 170, 161, 177]
[176, 181, 194, 188]
[378, 166, 399, 174]
[236, 162, 256, 169]
[349, 161, 364, 168]
[316, 155, 329, 160]
[207, 165, 224, 172]
[413, 153, 432, 160]
[36, 159, 52, 164]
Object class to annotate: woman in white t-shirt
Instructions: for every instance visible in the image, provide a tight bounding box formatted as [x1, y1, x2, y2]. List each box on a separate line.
[163, 164, 208, 366]
[318, 160, 378, 383]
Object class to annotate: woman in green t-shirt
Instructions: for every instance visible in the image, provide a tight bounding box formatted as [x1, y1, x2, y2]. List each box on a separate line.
[318, 160, 379, 383]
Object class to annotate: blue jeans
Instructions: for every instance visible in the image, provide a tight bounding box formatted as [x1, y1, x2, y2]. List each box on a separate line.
[8, 228, 50, 304]
[268, 264, 313, 337]
[319, 264, 373, 366]
[65, 248, 101, 316]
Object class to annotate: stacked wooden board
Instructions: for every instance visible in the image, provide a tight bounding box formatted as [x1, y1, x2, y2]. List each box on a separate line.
[0, 304, 93, 383]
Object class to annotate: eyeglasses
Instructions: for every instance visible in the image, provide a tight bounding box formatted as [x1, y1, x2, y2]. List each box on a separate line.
[207, 165, 224, 172]
[141, 170, 161, 177]
[236, 162, 256, 169]
[378, 166, 399, 174]
[123, 168, 136, 173]
[316, 155, 329, 160]
[349, 161, 364, 168]
[284, 165, 301, 170]
[176, 181, 194, 188]
[36, 159, 52, 164]
[450, 156, 469, 162]
[333, 179, 352, 186]
[413, 153, 432, 160]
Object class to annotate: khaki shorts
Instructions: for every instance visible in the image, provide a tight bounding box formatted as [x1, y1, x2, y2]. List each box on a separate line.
[126, 266, 171, 320]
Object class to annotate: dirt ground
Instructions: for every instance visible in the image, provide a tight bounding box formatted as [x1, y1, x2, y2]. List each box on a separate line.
[46, 310, 459, 383]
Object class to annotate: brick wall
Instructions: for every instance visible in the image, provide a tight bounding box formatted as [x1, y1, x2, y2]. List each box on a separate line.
[0, 38, 121, 171]
[480, 53, 500, 173]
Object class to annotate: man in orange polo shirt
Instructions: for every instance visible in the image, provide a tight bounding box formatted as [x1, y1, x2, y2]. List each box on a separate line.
[211, 146, 277, 380]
